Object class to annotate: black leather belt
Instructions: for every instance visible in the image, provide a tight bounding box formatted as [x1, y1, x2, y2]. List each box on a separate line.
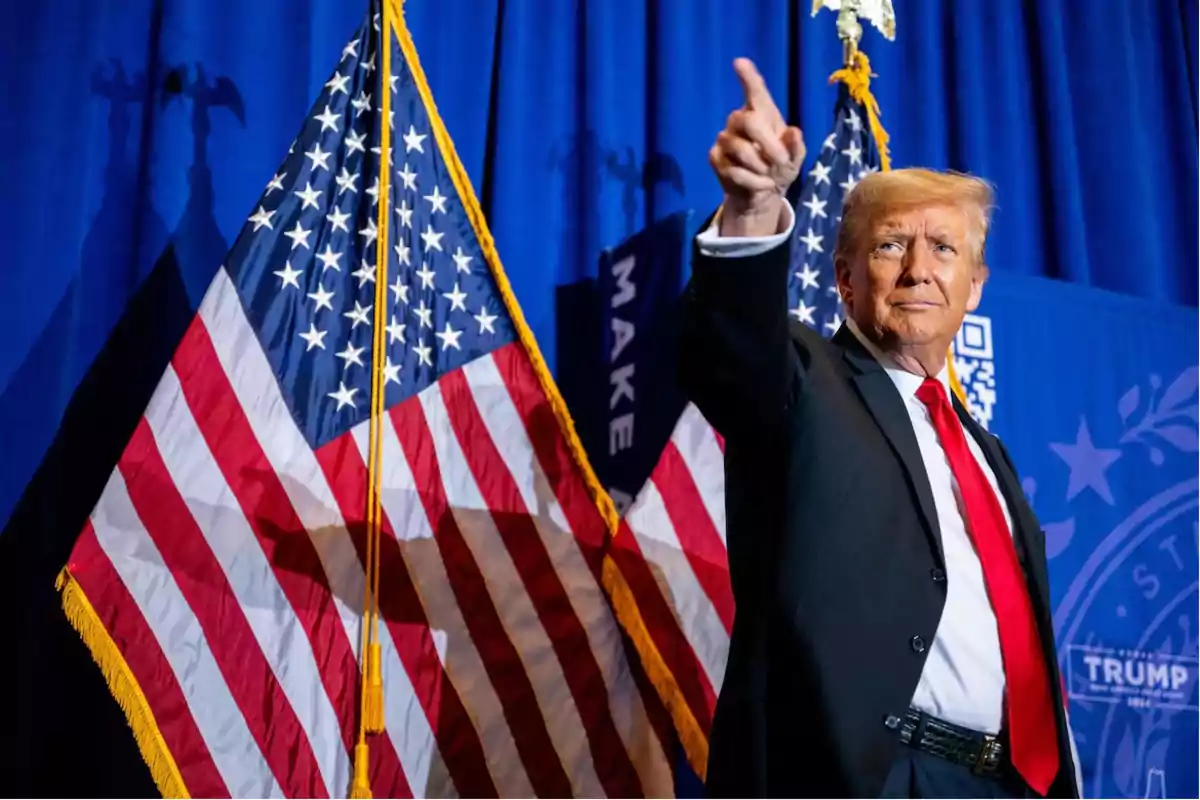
[897, 707, 1008, 779]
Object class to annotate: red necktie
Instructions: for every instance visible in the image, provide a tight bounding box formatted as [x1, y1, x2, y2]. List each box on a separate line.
[915, 378, 1059, 795]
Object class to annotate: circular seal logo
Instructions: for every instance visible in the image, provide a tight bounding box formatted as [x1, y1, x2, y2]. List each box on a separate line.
[1046, 368, 1199, 799]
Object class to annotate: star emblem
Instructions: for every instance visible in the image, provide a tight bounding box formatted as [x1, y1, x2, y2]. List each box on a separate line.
[452, 247, 473, 274]
[299, 322, 327, 351]
[307, 284, 335, 312]
[420, 223, 444, 252]
[315, 244, 342, 272]
[328, 381, 358, 410]
[325, 71, 350, 96]
[443, 282, 468, 312]
[273, 261, 302, 290]
[249, 205, 275, 231]
[1050, 418, 1122, 504]
[284, 221, 312, 250]
[474, 306, 498, 335]
[314, 104, 339, 133]
[435, 322, 463, 351]
[344, 301, 373, 329]
[403, 124, 427, 153]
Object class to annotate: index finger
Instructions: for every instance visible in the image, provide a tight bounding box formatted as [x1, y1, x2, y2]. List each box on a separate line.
[734, 58, 781, 121]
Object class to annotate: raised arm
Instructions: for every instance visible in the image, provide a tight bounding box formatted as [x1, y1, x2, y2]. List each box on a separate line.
[677, 58, 807, 438]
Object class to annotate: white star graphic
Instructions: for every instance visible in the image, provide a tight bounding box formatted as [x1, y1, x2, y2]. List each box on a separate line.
[795, 264, 820, 290]
[443, 282, 468, 312]
[800, 228, 824, 254]
[360, 54, 375, 74]
[424, 185, 448, 214]
[413, 300, 433, 328]
[294, 181, 322, 211]
[403, 125, 427, 153]
[842, 141, 862, 165]
[352, 259, 376, 288]
[314, 104, 339, 133]
[335, 167, 359, 196]
[382, 356, 402, 386]
[824, 311, 843, 334]
[342, 38, 359, 60]
[284, 221, 312, 250]
[389, 73, 399, 93]
[307, 284, 335, 312]
[327, 206, 351, 234]
[810, 162, 832, 185]
[397, 163, 418, 191]
[344, 300, 373, 329]
[394, 239, 411, 266]
[435, 321, 463, 351]
[266, 171, 286, 193]
[336, 342, 366, 370]
[802, 194, 828, 219]
[351, 90, 372, 117]
[345, 128, 367, 155]
[415, 263, 436, 289]
[325, 71, 350, 96]
[249, 205, 275, 231]
[315, 244, 342, 272]
[370, 142, 391, 169]
[789, 298, 816, 325]
[304, 143, 331, 173]
[823, 132, 837, 151]
[413, 339, 433, 367]
[451, 246, 473, 274]
[299, 322, 327, 350]
[273, 261, 302, 289]
[328, 381, 358, 410]
[390, 275, 410, 305]
[396, 199, 413, 228]
[420, 224, 444, 252]
[365, 175, 380, 205]
[359, 217, 378, 246]
[474, 305, 498, 334]
[839, 174, 859, 194]
[386, 315, 406, 344]
[846, 109, 862, 132]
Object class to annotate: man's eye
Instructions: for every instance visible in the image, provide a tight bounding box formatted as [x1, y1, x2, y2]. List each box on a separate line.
[934, 243, 957, 254]
[877, 241, 901, 252]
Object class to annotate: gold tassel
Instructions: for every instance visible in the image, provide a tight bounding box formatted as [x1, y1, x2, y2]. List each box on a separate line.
[364, 642, 384, 734]
[349, 741, 372, 799]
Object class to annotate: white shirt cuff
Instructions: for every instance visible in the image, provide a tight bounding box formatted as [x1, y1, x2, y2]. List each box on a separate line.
[695, 202, 795, 258]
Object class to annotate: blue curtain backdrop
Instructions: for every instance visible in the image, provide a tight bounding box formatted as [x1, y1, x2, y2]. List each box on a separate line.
[0, 0, 1195, 795]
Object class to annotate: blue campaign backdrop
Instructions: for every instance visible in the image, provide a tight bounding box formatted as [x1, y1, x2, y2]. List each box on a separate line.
[0, 0, 1196, 795]
[968, 272, 1199, 800]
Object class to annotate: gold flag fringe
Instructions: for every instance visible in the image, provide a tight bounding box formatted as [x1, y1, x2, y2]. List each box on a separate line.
[56, 569, 190, 799]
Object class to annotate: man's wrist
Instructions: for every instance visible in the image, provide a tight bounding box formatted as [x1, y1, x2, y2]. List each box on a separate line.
[718, 196, 787, 238]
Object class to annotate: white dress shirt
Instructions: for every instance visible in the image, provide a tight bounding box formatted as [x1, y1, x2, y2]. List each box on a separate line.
[696, 205, 1084, 785]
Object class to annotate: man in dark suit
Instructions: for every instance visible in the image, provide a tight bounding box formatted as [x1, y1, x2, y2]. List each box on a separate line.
[678, 58, 1082, 799]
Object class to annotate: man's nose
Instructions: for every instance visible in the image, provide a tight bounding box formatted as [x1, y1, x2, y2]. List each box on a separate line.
[901, 245, 935, 283]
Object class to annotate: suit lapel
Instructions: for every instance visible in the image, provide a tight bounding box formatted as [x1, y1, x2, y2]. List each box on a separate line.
[833, 326, 945, 565]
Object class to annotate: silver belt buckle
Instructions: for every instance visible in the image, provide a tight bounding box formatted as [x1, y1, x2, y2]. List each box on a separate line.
[973, 734, 1001, 775]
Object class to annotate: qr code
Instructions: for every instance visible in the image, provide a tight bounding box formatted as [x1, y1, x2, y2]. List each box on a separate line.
[953, 314, 996, 430]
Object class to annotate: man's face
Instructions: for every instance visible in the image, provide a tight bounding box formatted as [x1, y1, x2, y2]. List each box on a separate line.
[837, 203, 986, 351]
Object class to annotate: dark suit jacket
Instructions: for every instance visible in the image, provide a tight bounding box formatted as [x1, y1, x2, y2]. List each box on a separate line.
[677, 234, 1078, 798]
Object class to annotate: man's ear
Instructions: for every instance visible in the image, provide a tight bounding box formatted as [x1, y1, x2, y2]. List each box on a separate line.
[834, 255, 852, 308]
[965, 260, 989, 312]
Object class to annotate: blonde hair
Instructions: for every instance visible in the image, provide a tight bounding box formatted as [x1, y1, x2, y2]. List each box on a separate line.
[834, 168, 995, 266]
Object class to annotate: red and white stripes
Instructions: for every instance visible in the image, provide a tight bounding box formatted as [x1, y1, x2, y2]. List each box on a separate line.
[64, 267, 674, 798]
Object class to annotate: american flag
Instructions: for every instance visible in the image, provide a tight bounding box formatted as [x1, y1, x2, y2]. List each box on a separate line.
[57, 2, 674, 797]
[601, 79, 886, 779]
